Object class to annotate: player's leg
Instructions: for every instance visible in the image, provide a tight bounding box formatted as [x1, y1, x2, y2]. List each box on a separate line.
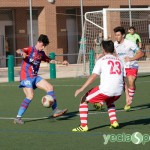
[124, 80, 133, 111]
[127, 75, 136, 99]
[106, 96, 120, 129]
[72, 94, 89, 132]
[35, 77, 56, 108]
[36, 77, 67, 117]
[14, 88, 34, 124]
[124, 68, 137, 111]
[88, 86, 104, 110]
[72, 86, 105, 132]
[86, 86, 105, 112]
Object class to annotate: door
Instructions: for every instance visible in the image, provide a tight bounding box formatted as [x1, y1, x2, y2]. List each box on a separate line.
[66, 9, 78, 64]
[5, 26, 14, 66]
[0, 35, 5, 67]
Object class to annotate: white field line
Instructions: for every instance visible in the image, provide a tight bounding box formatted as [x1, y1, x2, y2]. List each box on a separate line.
[0, 106, 146, 120]
[0, 80, 150, 87]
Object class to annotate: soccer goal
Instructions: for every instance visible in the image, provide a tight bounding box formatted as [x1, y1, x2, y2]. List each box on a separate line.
[76, 8, 150, 77]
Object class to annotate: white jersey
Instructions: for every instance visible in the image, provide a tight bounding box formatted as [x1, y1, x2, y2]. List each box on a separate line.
[92, 54, 124, 96]
[114, 39, 139, 69]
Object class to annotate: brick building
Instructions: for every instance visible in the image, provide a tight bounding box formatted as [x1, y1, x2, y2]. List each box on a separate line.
[0, 0, 150, 66]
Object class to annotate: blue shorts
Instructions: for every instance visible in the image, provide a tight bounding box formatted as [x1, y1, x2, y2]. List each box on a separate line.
[19, 76, 43, 89]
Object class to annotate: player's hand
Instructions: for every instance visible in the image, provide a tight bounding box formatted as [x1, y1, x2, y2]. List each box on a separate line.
[75, 88, 83, 97]
[124, 56, 131, 62]
[97, 53, 104, 59]
[21, 52, 27, 58]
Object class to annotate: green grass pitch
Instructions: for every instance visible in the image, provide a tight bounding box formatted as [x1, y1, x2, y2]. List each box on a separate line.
[0, 76, 150, 150]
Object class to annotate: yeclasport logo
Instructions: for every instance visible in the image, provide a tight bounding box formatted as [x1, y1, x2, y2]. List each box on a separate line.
[103, 132, 150, 145]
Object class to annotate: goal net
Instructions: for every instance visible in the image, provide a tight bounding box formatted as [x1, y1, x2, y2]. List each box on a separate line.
[76, 8, 150, 76]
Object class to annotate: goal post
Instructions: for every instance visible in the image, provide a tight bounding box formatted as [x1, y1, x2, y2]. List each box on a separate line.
[76, 8, 150, 77]
[84, 8, 150, 58]
[102, 8, 150, 40]
[85, 7, 150, 40]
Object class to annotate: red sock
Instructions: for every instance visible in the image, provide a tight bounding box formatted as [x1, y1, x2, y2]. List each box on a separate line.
[107, 103, 117, 124]
[79, 103, 88, 127]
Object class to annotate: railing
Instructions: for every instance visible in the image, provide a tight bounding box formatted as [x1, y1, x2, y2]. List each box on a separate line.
[0, 51, 95, 82]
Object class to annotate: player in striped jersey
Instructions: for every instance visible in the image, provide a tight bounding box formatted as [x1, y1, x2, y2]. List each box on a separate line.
[72, 40, 124, 132]
[14, 34, 67, 124]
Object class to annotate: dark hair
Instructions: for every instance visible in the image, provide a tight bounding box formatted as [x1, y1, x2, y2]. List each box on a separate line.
[128, 26, 136, 30]
[114, 26, 126, 35]
[38, 34, 49, 46]
[101, 40, 114, 53]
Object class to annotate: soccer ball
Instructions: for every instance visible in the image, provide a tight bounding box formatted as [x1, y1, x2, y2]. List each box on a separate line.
[41, 95, 54, 108]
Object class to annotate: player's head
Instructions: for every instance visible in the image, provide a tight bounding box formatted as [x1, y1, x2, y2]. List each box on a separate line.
[101, 40, 114, 54]
[114, 26, 126, 43]
[128, 26, 136, 35]
[38, 34, 49, 46]
[98, 32, 103, 38]
[37, 34, 50, 50]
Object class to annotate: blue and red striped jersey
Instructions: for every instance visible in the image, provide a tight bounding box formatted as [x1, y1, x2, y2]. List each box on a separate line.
[20, 46, 50, 81]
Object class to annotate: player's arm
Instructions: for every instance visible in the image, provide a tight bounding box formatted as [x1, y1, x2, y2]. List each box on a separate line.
[75, 59, 101, 97]
[42, 53, 56, 64]
[130, 49, 144, 61]
[125, 34, 129, 40]
[94, 37, 99, 45]
[75, 73, 98, 97]
[137, 35, 142, 49]
[113, 48, 119, 58]
[94, 38, 97, 44]
[138, 42, 142, 49]
[41, 52, 53, 63]
[16, 49, 28, 58]
[113, 43, 119, 57]
[43, 55, 52, 63]
[125, 49, 144, 62]
[124, 42, 144, 62]
[96, 53, 104, 59]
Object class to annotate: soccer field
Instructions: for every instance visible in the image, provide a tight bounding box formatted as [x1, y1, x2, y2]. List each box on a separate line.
[0, 77, 150, 150]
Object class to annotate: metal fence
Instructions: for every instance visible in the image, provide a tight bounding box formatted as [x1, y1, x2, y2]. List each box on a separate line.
[0, 51, 95, 82]
[0, 6, 150, 73]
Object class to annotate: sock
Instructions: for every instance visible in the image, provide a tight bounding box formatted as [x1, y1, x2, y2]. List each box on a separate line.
[17, 98, 31, 118]
[128, 88, 135, 98]
[47, 91, 57, 110]
[99, 101, 104, 106]
[107, 103, 117, 124]
[79, 103, 88, 127]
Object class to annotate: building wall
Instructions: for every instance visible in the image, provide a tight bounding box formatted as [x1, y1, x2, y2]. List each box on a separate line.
[0, 0, 150, 63]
